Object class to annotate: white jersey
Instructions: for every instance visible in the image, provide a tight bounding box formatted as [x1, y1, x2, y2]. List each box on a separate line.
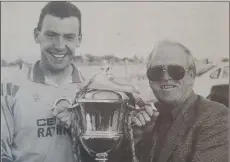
[1, 61, 84, 162]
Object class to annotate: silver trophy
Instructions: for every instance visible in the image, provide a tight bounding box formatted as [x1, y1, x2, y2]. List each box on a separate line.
[54, 73, 138, 162]
[75, 89, 129, 162]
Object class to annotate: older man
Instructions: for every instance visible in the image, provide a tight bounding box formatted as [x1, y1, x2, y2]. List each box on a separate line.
[132, 40, 228, 162]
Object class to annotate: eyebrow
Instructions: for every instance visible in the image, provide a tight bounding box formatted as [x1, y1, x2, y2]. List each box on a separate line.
[44, 30, 60, 36]
[44, 30, 77, 36]
[63, 33, 77, 37]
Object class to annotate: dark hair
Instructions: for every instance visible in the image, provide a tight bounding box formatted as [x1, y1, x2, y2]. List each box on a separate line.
[37, 1, 82, 36]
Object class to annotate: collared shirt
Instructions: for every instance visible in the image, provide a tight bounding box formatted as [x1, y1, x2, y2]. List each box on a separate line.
[1, 61, 85, 162]
[28, 60, 84, 86]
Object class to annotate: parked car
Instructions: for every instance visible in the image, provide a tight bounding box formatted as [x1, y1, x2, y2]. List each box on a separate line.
[194, 63, 229, 107]
[206, 80, 229, 107]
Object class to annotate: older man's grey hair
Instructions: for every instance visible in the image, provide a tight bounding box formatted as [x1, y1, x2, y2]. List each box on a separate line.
[147, 40, 196, 78]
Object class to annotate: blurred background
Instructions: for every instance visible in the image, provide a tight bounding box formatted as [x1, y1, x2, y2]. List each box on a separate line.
[1, 2, 229, 105]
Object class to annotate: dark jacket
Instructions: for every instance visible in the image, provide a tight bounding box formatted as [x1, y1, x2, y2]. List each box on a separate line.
[136, 94, 228, 162]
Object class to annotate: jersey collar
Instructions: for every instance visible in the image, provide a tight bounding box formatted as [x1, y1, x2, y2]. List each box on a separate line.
[28, 61, 84, 86]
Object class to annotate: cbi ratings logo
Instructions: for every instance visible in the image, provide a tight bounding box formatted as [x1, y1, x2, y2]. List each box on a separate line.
[36, 117, 69, 138]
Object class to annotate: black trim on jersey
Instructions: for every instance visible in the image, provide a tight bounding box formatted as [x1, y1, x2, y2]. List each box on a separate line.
[28, 61, 84, 84]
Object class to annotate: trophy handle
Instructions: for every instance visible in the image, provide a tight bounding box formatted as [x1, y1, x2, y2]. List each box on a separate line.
[52, 97, 80, 110]
[126, 103, 139, 162]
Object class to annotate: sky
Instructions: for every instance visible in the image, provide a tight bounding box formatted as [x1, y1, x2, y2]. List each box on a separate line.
[1, 2, 229, 63]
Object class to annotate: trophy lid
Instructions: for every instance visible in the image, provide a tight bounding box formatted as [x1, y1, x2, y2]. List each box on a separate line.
[77, 89, 125, 103]
[80, 72, 139, 93]
[76, 72, 138, 103]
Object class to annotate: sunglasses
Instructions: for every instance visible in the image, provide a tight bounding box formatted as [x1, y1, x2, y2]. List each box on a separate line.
[147, 65, 189, 81]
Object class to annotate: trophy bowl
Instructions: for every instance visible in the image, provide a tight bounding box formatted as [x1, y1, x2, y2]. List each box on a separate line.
[73, 89, 130, 162]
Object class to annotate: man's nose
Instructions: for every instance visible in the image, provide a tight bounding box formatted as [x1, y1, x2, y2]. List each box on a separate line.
[54, 36, 66, 51]
[161, 70, 171, 80]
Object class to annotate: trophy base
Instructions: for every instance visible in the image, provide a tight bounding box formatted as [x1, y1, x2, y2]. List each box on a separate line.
[95, 152, 108, 162]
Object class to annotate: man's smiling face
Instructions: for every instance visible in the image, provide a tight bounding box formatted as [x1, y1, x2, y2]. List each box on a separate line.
[35, 15, 81, 71]
[148, 43, 195, 105]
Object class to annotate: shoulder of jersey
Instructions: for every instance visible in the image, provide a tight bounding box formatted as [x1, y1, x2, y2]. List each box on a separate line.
[1, 66, 32, 99]
[1, 66, 30, 87]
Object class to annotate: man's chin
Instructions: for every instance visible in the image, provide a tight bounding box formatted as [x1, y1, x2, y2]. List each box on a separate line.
[159, 96, 177, 104]
[49, 64, 69, 72]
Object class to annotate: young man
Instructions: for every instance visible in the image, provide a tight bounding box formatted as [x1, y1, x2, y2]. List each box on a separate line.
[132, 40, 228, 162]
[1, 2, 84, 162]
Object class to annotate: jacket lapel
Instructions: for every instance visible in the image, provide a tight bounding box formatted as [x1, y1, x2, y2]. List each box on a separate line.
[157, 93, 198, 162]
[150, 117, 161, 162]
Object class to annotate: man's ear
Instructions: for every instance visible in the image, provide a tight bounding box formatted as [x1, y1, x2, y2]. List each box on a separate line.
[34, 28, 40, 44]
[191, 70, 196, 78]
[188, 70, 196, 85]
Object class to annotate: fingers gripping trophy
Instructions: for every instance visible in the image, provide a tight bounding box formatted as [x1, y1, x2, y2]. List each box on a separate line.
[54, 72, 139, 162]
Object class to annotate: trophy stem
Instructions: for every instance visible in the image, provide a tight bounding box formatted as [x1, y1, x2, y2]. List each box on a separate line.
[95, 152, 108, 162]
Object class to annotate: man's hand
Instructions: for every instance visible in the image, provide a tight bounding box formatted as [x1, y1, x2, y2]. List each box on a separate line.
[131, 103, 159, 143]
[132, 103, 158, 126]
[52, 99, 73, 129]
